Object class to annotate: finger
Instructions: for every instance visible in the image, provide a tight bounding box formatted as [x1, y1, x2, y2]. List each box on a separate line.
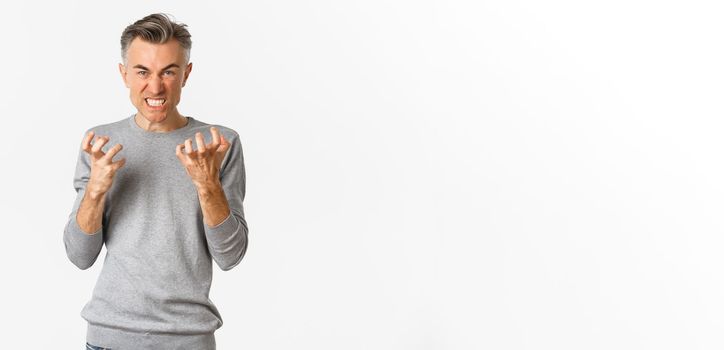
[104, 143, 123, 161]
[175, 143, 189, 163]
[90, 136, 105, 151]
[195, 132, 206, 154]
[81, 131, 95, 153]
[112, 158, 126, 170]
[217, 134, 230, 155]
[184, 138, 194, 156]
[210, 127, 221, 148]
[91, 136, 109, 155]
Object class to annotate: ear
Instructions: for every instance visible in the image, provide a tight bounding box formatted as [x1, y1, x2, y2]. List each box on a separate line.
[182, 62, 192, 87]
[118, 63, 129, 88]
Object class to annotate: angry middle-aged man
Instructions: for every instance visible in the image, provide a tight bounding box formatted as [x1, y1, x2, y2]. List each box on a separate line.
[62, 13, 249, 350]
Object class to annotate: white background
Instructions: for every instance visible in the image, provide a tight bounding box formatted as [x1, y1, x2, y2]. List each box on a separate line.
[0, 1, 722, 349]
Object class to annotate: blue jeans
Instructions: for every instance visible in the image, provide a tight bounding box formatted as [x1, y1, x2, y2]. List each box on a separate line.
[86, 343, 111, 350]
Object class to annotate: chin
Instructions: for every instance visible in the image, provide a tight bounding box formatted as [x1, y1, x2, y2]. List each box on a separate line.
[139, 109, 167, 120]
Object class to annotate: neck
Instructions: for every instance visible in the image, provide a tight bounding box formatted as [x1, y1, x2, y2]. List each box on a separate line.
[134, 111, 188, 132]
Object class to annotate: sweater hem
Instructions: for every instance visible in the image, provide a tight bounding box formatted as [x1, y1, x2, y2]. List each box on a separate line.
[86, 323, 216, 350]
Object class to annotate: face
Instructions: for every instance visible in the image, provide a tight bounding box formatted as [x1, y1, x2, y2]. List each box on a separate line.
[119, 38, 192, 124]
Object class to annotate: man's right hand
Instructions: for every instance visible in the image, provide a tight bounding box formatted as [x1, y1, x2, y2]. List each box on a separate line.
[82, 131, 126, 198]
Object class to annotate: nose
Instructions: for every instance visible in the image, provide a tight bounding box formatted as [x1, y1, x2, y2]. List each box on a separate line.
[146, 75, 165, 94]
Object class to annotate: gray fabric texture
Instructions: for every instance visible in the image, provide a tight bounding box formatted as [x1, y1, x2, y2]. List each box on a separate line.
[63, 115, 249, 349]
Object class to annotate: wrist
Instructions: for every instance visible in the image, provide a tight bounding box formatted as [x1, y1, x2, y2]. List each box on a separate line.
[195, 179, 223, 196]
[85, 184, 107, 200]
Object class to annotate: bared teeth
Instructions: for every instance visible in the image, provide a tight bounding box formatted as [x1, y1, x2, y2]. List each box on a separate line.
[146, 98, 165, 106]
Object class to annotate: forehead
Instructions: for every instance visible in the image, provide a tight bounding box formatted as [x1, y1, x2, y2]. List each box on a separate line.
[126, 37, 185, 68]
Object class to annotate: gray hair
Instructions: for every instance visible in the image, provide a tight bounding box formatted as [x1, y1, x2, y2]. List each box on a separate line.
[120, 13, 192, 65]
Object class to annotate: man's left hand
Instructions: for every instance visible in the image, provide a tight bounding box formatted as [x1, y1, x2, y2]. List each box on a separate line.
[176, 127, 230, 188]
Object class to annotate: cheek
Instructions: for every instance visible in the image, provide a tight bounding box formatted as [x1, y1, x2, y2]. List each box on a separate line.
[167, 82, 183, 96]
[130, 83, 144, 95]
[133, 90, 144, 100]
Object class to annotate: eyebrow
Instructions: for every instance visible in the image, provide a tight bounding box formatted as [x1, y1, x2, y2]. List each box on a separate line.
[132, 63, 181, 71]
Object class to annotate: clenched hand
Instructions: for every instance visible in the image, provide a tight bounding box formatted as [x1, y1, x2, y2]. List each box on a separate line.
[175, 127, 230, 188]
[82, 131, 126, 197]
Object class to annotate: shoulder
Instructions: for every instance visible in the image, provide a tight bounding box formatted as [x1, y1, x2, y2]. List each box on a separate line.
[83, 116, 129, 136]
[191, 118, 243, 144]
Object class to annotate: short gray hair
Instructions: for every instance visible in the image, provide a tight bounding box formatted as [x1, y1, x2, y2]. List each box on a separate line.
[120, 13, 192, 65]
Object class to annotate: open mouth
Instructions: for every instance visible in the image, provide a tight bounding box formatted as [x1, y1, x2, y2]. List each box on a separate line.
[145, 98, 166, 107]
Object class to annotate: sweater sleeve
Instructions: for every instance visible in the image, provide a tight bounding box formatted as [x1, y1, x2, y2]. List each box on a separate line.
[63, 138, 104, 270]
[203, 132, 249, 271]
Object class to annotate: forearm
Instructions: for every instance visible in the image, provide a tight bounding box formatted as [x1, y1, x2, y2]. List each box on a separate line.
[76, 189, 107, 234]
[200, 177, 248, 271]
[196, 179, 231, 227]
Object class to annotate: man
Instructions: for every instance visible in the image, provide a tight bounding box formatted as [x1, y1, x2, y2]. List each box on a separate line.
[63, 13, 249, 349]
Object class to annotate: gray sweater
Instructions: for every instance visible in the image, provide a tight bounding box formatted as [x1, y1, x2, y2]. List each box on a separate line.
[63, 115, 249, 349]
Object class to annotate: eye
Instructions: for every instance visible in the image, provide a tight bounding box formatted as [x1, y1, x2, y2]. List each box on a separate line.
[164, 70, 176, 76]
[137, 71, 148, 77]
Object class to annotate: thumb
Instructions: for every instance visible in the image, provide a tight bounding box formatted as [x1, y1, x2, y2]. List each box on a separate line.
[217, 135, 230, 155]
[114, 158, 127, 169]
